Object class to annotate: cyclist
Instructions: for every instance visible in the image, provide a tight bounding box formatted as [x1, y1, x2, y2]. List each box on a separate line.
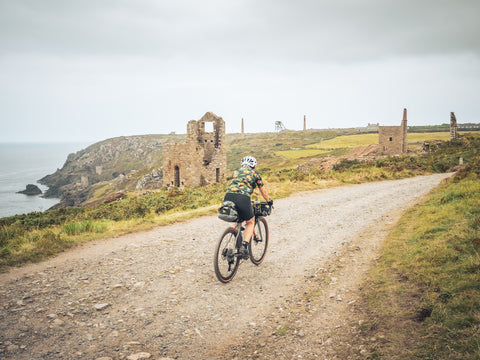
[223, 156, 273, 259]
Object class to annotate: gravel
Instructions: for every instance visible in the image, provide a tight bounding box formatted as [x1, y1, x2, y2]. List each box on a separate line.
[0, 173, 451, 359]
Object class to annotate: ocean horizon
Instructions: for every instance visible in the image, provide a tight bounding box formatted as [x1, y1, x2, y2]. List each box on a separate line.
[0, 142, 91, 218]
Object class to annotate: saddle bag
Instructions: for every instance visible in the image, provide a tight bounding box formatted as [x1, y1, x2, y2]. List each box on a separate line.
[217, 201, 239, 222]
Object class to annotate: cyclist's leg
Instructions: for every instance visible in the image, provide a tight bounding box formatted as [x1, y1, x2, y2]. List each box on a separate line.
[243, 216, 255, 243]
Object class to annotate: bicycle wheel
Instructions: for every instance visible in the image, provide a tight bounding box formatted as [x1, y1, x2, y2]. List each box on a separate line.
[249, 217, 269, 265]
[214, 227, 240, 283]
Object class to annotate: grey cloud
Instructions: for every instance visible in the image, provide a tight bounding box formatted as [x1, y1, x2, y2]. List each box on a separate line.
[1, 0, 479, 63]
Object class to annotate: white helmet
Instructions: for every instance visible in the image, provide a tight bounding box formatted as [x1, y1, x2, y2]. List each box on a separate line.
[241, 156, 257, 169]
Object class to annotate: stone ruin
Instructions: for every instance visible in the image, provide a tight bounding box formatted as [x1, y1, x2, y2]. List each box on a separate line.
[378, 108, 408, 156]
[162, 112, 227, 188]
[450, 112, 458, 140]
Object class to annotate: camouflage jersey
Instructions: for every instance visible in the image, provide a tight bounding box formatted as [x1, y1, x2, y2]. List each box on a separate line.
[226, 167, 264, 197]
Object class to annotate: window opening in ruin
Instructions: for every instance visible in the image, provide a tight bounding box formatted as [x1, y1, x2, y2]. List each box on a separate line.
[216, 168, 220, 183]
[389, 137, 393, 141]
[174, 166, 180, 187]
[204, 121, 214, 133]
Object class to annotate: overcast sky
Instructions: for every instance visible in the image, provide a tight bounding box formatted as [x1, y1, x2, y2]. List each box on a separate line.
[1, 0, 479, 143]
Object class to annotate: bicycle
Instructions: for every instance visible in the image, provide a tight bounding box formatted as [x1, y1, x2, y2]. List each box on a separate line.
[214, 200, 272, 283]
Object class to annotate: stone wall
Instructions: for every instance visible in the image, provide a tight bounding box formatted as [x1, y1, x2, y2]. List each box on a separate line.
[378, 108, 408, 156]
[162, 112, 227, 188]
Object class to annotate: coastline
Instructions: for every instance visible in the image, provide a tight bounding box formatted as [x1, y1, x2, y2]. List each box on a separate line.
[0, 142, 89, 218]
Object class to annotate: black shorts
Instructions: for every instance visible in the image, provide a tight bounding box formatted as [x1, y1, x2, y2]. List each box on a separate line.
[224, 193, 254, 221]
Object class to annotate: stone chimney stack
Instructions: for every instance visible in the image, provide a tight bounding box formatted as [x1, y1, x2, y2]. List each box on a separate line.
[402, 108, 408, 153]
[303, 115, 306, 131]
[450, 112, 458, 140]
[241, 118, 244, 134]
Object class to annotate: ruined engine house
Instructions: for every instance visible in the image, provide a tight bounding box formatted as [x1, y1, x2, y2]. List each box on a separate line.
[162, 112, 227, 188]
[378, 108, 408, 156]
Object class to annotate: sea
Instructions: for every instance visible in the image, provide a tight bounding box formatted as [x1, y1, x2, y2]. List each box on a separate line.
[0, 142, 90, 218]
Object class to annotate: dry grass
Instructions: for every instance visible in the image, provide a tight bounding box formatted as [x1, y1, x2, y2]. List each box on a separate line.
[355, 163, 480, 359]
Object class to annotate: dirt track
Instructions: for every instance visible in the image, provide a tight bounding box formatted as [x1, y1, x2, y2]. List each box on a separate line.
[0, 174, 451, 360]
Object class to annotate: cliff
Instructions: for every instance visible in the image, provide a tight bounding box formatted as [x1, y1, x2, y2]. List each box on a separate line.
[39, 134, 184, 207]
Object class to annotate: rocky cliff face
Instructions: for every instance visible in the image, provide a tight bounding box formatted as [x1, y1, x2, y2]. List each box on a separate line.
[39, 134, 184, 207]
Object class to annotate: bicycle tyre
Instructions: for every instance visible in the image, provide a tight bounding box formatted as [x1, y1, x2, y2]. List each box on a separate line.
[214, 227, 240, 283]
[249, 216, 269, 265]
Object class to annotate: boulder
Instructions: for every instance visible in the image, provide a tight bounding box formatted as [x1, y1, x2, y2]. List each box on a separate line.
[17, 184, 42, 196]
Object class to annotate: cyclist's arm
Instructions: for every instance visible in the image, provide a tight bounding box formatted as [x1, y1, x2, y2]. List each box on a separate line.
[259, 185, 271, 203]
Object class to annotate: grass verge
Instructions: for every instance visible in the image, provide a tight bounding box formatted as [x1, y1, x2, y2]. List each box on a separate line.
[357, 158, 480, 359]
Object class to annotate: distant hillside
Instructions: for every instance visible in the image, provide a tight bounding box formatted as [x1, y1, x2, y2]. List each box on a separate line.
[39, 134, 183, 207]
[38, 129, 347, 208]
[38, 124, 475, 209]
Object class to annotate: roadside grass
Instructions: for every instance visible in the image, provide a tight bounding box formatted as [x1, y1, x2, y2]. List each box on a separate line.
[358, 158, 480, 359]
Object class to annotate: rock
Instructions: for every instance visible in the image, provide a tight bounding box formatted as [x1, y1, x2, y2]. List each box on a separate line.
[124, 341, 141, 349]
[53, 318, 65, 326]
[94, 303, 111, 311]
[127, 352, 151, 360]
[17, 184, 42, 196]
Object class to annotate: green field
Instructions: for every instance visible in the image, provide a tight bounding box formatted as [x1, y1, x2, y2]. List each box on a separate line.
[306, 133, 379, 149]
[306, 132, 452, 150]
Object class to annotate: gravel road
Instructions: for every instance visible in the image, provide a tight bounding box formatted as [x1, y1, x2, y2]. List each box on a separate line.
[0, 173, 451, 360]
